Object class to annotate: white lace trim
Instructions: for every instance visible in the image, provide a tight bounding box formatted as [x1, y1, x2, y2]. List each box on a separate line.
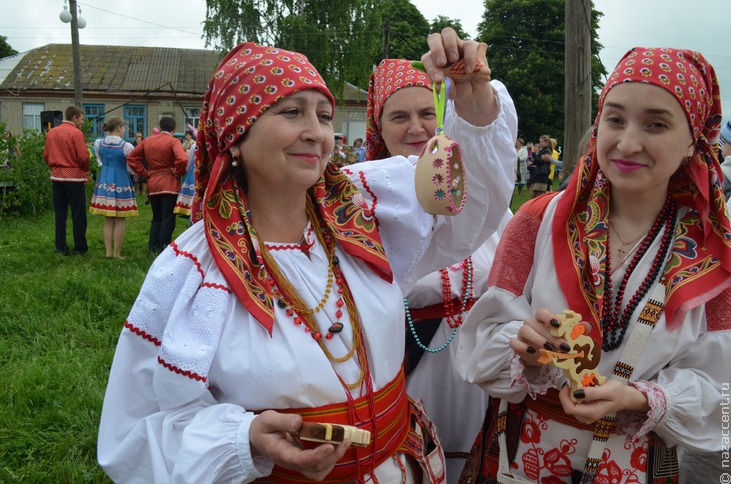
[509, 352, 563, 399]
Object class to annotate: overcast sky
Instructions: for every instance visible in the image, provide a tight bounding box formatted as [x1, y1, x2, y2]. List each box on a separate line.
[4, 0, 730, 118]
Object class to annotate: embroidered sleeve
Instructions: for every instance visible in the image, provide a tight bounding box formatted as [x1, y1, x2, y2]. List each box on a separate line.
[616, 380, 668, 444]
[509, 352, 563, 399]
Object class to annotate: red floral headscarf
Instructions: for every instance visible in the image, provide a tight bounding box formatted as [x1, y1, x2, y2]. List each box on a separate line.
[365, 59, 430, 160]
[192, 43, 392, 334]
[553, 47, 731, 337]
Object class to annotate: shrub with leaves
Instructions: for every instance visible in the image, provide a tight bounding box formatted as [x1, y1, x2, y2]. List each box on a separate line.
[0, 122, 99, 216]
[0, 127, 52, 215]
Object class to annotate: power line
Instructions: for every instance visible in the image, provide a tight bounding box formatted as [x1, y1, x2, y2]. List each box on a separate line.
[74, 1, 201, 36]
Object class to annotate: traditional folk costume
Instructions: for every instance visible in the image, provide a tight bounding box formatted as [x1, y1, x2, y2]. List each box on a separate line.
[98, 43, 517, 483]
[364, 58, 516, 483]
[174, 144, 196, 218]
[43, 119, 91, 254]
[455, 47, 731, 483]
[89, 136, 138, 218]
[127, 130, 188, 252]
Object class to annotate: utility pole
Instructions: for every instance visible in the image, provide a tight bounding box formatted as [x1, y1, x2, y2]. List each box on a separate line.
[70, 0, 83, 107]
[383, 17, 390, 60]
[563, 0, 592, 177]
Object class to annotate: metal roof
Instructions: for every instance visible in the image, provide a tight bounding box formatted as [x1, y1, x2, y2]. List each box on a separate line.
[0, 44, 222, 94]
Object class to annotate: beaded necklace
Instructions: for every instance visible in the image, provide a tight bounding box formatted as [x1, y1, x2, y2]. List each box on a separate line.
[601, 196, 677, 351]
[257, 197, 369, 390]
[405, 256, 474, 353]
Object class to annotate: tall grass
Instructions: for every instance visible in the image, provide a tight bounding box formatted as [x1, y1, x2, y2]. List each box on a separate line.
[0, 193, 188, 481]
[0, 186, 531, 481]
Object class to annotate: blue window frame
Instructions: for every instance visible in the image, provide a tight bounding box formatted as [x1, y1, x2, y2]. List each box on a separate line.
[124, 105, 146, 141]
[84, 104, 105, 138]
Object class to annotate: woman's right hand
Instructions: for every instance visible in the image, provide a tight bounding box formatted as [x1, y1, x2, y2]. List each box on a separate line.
[249, 410, 350, 481]
[509, 308, 576, 366]
[420, 27, 497, 127]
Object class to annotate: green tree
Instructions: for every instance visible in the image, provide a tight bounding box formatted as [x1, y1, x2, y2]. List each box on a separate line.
[429, 16, 469, 39]
[203, 0, 382, 96]
[0, 35, 18, 58]
[477, 0, 605, 145]
[380, 0, 430, 62]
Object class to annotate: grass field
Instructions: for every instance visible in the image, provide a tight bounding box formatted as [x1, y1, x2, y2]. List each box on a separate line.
[0, 187, 531, 481]
[0, 193, 188, 482]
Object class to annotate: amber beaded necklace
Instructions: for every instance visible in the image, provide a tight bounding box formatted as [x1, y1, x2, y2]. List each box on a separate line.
[257, 197, 369, 390]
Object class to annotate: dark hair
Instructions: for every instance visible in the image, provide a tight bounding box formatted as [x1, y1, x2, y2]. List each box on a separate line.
[102, 116, 124, 133]
[159, 116, 176, 132]
[185, 130, 194, 137]
[65, 105, 83, 121]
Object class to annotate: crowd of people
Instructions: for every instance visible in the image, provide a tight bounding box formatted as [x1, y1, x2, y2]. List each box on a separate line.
[514, 135, 565, 198]
[329, 136, 367, 168]
[38, 27, 731, 484]
[43, 111, 198, 259]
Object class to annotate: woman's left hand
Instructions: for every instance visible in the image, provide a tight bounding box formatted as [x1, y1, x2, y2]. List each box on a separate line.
[558, 380, 650, 425]
[420, 27, 498, 126]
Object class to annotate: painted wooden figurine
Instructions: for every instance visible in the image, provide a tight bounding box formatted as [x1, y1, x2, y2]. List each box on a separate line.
[537, 310, 605, 402]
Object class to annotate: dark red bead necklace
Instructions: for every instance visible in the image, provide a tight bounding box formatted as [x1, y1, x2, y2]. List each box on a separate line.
[601, 196, 677, 351]
[440, 257, 474, 329]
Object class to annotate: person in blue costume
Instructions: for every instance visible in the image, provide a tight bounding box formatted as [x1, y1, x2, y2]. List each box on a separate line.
[89, 116, 137, 258]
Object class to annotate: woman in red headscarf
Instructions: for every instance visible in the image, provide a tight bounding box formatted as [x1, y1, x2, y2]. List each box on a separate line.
[361, 31, 516, 482]
[97, 33, 518, 484]
[455, 47, 731, 482]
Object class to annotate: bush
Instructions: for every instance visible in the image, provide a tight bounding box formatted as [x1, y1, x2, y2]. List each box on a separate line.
[0, 128, 52, 215]
[0, 122, 99, 217]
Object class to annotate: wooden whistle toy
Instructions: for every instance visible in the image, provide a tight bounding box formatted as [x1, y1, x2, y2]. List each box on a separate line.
[437, 42, 491, 82]
[537, 310, 606, 403]
[294, 422, 371, 447]
[413, 42, 491, 83]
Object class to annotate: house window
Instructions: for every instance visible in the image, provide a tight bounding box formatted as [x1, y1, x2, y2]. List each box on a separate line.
[124, 105, 146, 140]
[183, 107, 201, 132]
[22, 103, 44, 131]
[84, 104, 105, 139]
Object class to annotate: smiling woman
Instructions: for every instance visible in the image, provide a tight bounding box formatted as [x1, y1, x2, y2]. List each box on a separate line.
[362, 48, 516, 483]
[97, 37, 518, 483]
[231, 91, 334, 237]
[597, 83, 694, 203]
[456, 46, 731, 483]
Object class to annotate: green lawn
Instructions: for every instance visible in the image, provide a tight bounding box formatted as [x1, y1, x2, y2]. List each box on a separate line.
[0, 193, 188, 482]
[0, 186, 531, 481]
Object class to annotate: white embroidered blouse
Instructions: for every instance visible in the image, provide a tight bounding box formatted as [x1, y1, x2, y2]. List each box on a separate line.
[98, 81, 518, 483]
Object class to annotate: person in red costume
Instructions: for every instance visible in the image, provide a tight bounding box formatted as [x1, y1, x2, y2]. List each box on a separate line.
[43, 105, 90, 255]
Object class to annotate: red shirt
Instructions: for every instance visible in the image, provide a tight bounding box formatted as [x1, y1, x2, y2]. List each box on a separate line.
[43, 121, 90, 182]
[127, 132, 188, 195]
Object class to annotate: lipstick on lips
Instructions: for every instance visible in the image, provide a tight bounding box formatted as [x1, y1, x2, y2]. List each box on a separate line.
[613, 159, 644, 173]
[292, 153, 322, 164]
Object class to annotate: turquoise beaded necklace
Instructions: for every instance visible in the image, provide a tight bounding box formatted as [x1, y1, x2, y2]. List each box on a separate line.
[404, 257, 473, 353]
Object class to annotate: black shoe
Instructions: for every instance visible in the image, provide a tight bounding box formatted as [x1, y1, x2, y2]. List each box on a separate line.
[73, 248, 88, 255]
[56, 247, 70, 256]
